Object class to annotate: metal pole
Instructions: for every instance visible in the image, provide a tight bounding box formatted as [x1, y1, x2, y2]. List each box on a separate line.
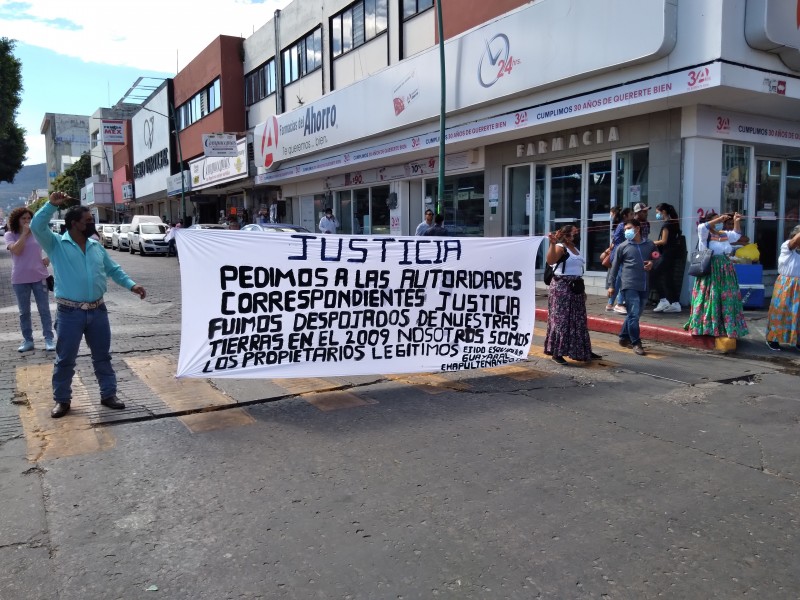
[436, 0, 446, 216]
[169, 102, 187, 225]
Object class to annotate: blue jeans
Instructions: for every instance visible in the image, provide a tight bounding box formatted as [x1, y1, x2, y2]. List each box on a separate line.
[13, 281, 54, 343]
[620, 289, 649, 346]
[606, 272, 624, 306]
[53, 304, 115, 404]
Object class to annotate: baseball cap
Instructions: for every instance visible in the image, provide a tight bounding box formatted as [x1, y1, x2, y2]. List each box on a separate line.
[633, 203, 649, 212]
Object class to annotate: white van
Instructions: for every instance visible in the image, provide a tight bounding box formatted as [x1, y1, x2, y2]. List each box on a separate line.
[129, 222, 169, 255]
[127, 215, 164, 229]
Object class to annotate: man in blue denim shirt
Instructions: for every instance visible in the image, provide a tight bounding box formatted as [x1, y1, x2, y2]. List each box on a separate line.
[31, 192, 147, 418]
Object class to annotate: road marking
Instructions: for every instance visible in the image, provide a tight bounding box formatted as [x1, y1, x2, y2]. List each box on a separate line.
[179, 409, 255, 432]
[386, 373, 471, 394]
[304, 391, 378, 411]
[483, 364, 552, 380]
[16, 365, 115, 461]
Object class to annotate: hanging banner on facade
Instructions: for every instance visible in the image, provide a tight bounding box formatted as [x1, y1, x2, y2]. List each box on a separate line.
[101, 120, 125, 145]
[175, 230, 543, 379]
[202, 133, 239, 157]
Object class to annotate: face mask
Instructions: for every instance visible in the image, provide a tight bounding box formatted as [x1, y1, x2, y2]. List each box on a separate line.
[572, 235, 581, 245]
[624, 229, 636, 241]
[655, 212, 663, 220]
[83, 223, 97, 238]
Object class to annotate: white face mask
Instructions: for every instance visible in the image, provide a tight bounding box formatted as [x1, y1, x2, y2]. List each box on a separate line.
[624, 229, 636, 240]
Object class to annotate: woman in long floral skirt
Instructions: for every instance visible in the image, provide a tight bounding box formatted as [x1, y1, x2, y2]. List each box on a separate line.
[685, 212, 749, 338]
[765, 224, 800, 351]
[543, 225, 601, 364]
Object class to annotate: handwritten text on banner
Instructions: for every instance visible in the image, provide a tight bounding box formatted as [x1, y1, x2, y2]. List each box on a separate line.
[175, 230, 543, 378]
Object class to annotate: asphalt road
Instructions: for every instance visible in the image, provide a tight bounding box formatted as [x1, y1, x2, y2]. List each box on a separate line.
[1, 247, 799, 600]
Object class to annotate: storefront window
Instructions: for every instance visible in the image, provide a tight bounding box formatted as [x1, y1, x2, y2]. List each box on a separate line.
[340, 186, 390, 235]
[722, 144, 750, 215]
[754, 159, 781, 270]
[615, 148, 649, 210]
[425, 172, 485, 236]
[786, 160, 800, 244]
[370, 185, 391, 235]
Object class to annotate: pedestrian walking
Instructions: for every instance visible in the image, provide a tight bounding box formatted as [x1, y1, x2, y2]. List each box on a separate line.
[651, 203, 683, 313]
[765, 224, 800, 351]
[3, 206, 55, 353]
[415, 209, 434, 235]
[544, 225, 601, 364]
[31, 192, 147, 419]
[604, 207, 633, 314]
[607, 219, 661, 355]
[319, 207, 339, 234]
[684, 211, 749, 342]
[422, 213, 447, 236]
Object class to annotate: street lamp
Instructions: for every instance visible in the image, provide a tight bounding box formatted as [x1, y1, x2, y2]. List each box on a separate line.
[436, 0, 446, 217]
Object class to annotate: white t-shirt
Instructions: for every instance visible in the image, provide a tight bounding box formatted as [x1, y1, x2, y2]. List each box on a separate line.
[551, 243, 585, 276]
[319, 215, 338, 234]
[778, 240, 800, 278]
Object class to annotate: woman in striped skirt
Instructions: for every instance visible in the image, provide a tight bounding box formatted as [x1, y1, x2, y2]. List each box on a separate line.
[765, 224, 800, 351]
[684, 212, 749, 338]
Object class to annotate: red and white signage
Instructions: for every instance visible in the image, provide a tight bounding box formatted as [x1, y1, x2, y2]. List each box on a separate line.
[101, 120, 124, 145]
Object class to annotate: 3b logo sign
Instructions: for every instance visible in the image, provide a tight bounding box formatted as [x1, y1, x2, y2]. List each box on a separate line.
[256, 116, 279, 169]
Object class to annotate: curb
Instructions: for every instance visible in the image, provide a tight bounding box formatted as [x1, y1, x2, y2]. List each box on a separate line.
[534, 308, 716, 350]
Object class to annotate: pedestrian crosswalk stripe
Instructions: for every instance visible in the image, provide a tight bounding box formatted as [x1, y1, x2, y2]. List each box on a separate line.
[385, 373, 470, 394]
[179, 408, 255, 432]
[124, 355, 237, 413]
[304, 391, 378, 411]
[16, 365, 115, 461]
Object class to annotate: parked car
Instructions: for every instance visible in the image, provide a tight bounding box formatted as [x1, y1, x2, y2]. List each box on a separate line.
[129, 223, 169, 255]
[49, 219, 66, 234]
[112, 224, 132, 251]
[99, 224, 116, 248]
[241, 223, 310, 233]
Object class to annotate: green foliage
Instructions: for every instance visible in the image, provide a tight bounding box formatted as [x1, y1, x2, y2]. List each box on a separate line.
[0, 38, 28, 183]
[50, 153, 91, 205]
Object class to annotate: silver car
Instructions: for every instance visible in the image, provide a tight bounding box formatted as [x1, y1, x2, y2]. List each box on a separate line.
[99, 225, 116, 248]
[112, 224, 132, 251]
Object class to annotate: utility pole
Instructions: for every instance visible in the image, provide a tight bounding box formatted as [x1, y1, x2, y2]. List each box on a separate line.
[436, 0, 446, 216]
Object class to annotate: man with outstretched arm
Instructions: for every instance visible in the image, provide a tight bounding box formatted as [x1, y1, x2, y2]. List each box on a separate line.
[31, 192, 147, 418]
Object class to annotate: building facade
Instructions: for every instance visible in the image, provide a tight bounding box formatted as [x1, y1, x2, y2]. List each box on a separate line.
[39, 113, 90, 189]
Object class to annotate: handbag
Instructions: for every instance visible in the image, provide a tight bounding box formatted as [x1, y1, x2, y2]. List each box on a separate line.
[688, 248, 713, 277]
[46, 275, 54, 292]
[600, 247, 613, 269]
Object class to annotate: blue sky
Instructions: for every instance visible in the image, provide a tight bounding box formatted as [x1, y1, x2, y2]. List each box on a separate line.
[1, 0, 290, 165]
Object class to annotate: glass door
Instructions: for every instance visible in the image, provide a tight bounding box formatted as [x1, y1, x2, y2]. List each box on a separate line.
[586, 159, 612, 271]
[547, 159, 611, 271]
[754, 159, 782, 271]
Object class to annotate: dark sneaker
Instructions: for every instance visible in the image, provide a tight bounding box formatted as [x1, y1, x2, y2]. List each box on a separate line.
[618, 338, 632, 348]
[552, 356, 567, 365]
[633, 344, 646, 356]
[766, 341, 781, 351]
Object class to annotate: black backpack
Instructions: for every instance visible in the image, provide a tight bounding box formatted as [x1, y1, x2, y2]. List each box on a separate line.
[543, 247, 568, 285]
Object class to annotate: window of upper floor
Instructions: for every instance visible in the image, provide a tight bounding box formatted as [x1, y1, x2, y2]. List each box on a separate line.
[282, 27, 323, 86]
[91, 131, 99, 148]
[176, 78, 221, 131]
[331, 0, 388, 58]
[245, 59, 277, 107]
[402, 0, 433, 20]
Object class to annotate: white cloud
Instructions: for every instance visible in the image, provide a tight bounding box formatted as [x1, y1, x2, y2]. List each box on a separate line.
[1, 0, 291, 73]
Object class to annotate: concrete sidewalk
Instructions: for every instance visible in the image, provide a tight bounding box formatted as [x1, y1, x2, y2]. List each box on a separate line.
[534, 291, 798, 363]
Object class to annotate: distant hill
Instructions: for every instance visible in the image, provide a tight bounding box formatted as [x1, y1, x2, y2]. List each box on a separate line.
[0, 163, 47, 212]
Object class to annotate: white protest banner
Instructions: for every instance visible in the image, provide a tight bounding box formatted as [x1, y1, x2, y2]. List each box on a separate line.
[175, 230, 543, 378]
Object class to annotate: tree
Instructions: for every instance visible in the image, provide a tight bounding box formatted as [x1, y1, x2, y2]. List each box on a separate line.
[0, 38, 28, 183]
[51, 153, 91, 202]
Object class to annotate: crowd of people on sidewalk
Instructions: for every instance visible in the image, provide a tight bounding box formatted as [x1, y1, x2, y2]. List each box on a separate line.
[544, 203, 800, 361]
